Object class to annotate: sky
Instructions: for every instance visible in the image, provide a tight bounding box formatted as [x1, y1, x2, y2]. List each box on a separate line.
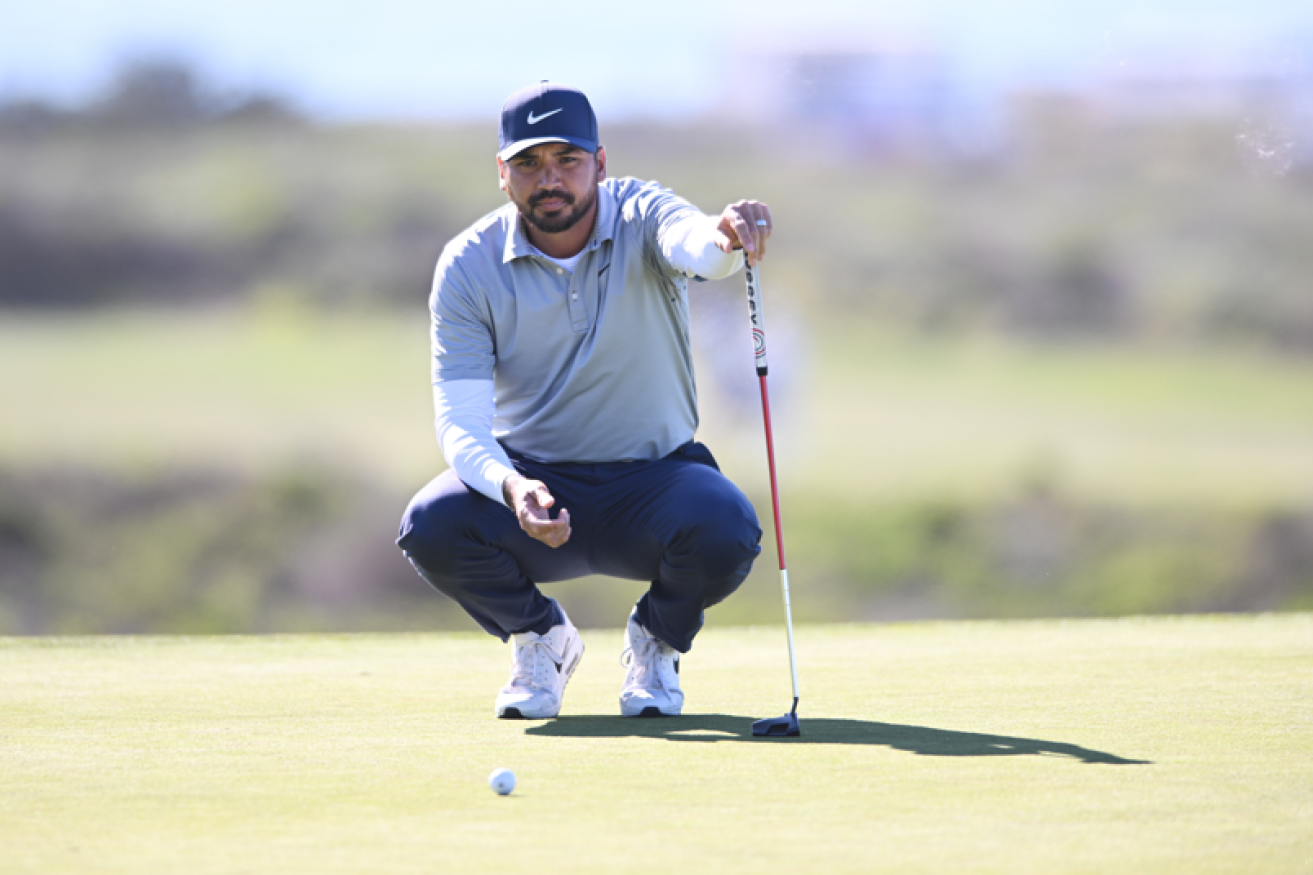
[2, 0, 1309, 120]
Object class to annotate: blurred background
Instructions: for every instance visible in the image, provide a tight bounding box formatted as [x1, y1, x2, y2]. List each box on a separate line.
[2, 0, 1311, 635]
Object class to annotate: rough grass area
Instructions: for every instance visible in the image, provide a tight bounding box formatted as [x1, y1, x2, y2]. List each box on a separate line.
[3, 311, 1312, 633]
[4, 310, 1313, 502]
[4, 460, 1310, 635]
[3, 615, 1309, 874]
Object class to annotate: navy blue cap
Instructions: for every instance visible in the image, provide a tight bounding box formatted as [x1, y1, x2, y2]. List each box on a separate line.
[498, 82, 599, 161]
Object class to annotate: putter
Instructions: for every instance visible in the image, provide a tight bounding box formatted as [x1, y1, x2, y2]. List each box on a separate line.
[744, 262, 802, 738]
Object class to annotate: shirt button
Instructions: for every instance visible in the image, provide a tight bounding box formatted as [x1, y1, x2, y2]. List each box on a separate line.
[572, 293, 578, 300]
[556, 267, 564, 275]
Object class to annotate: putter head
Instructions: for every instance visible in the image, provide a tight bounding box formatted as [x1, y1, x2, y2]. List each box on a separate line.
[751, 711, 801, 737]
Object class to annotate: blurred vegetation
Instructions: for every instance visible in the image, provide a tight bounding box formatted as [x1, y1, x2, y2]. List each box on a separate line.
[2, 461, 1308, 636]
[1, 60, 1311, 634]
[783, 489, 1313, 623]
[0, 464, 427, 634]
[4, 61, 1312, 347]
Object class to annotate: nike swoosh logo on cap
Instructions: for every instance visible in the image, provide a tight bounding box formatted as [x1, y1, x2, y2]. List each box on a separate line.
[527, 108, 563, 125]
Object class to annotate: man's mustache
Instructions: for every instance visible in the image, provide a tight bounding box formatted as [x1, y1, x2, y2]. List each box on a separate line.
[530, 190, 575, 208]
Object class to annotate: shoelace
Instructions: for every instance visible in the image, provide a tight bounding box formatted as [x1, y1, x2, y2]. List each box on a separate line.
[511, 637, 560, 691]
[620, 635, 668, 691]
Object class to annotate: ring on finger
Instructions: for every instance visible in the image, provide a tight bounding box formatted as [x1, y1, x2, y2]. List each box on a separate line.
[755, 219, 769, 227]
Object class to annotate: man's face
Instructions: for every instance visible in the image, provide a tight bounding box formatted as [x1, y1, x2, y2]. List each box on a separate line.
[499, 143, 607, 235]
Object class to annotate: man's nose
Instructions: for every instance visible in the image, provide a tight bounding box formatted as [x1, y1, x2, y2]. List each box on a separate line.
[538, 161, 562, 188]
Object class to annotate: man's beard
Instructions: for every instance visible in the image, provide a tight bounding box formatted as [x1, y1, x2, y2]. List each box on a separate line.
[521, 185, 597, 235]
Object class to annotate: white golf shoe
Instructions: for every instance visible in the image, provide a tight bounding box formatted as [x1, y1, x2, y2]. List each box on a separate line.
[495, 609, 584, 720]
[619, 610, 684, 717]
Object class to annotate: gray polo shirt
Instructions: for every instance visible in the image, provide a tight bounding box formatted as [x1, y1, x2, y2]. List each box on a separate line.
[430, 177, 716, 464]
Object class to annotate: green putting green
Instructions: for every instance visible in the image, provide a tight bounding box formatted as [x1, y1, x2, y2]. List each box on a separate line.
[3, 615, 1309, 873]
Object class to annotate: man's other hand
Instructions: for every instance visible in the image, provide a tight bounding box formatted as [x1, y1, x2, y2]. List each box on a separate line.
[502, 474, 572, 548]
[714, 199, 773, 266]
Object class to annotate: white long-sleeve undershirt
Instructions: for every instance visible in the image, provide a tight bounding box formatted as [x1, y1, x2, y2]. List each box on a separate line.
[433, 379, 517, 506]
[663, 215, 745, 279]
[434, 215, 744, 505]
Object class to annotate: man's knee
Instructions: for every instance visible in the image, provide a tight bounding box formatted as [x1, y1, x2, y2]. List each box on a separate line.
[676, 487, 763, 578]
[396, 475, 487, 577]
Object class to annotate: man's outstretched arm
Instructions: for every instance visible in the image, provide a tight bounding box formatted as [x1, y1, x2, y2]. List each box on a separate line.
[661, 199, 774, 278]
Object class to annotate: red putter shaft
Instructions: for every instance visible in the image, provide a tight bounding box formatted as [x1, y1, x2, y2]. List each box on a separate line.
[744, 262, 800, 718]
[758, 374, 787, 572]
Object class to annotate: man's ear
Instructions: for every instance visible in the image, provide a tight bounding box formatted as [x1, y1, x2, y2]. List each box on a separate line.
[595, 146, 607, 182]
[497, 157, 509, 193]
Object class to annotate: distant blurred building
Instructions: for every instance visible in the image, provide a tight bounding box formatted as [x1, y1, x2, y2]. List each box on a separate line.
[1096, 45, 1298, 115]
[729, 38, 997, 159]
[729, 32, 1312, 171]
[1091, 40, 1313, 170]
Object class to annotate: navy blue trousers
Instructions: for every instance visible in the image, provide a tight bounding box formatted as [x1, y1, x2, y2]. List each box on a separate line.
[396, 442, 761, 653]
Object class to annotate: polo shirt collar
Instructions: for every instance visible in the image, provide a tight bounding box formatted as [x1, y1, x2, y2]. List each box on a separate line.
[502, 182, 617, 264]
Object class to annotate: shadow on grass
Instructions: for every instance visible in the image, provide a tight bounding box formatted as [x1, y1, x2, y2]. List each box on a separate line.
[525, 715, 1150, 764]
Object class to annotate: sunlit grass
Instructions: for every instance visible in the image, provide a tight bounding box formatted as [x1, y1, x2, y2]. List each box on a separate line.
[0, 306, 436, 487]
[4, 309, 1312, 508]
[2, 616, 1310, 874]
[704, 317, 1313, 507]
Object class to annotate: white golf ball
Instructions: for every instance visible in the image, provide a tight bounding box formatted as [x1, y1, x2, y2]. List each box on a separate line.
[488, 768, 516, 796]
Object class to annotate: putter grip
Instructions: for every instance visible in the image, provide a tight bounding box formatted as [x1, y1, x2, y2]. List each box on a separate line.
[745, 263, 768, 376]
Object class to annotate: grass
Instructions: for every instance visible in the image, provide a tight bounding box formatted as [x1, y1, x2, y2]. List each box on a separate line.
[3, 309, 1311, 631]
[3, 615, 1310, 873]
[3, 307, 1312, 506]
[0, 306, 435, 488]
[772, 320, 1313, 506]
